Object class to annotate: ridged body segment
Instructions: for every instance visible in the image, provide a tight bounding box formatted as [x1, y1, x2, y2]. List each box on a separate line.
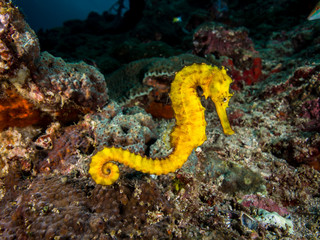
[89, 63, 234, 185]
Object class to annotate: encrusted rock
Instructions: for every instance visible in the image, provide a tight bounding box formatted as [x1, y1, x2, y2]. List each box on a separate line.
[0, 0, 40, 76]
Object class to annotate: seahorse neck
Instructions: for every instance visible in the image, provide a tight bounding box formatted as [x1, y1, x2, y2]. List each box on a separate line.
[169, 68, 207, 151]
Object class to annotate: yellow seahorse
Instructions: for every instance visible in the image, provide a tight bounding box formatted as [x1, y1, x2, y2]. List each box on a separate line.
[89, 63, 234, 185]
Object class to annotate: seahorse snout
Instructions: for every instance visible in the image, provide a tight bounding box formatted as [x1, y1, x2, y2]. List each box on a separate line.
[203, 66, 235, 135]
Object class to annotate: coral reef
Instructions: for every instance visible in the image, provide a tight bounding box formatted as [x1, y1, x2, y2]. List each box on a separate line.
[193, 23, 262, 90]
[93, 107, 157, 155]
[0, 100, 160, 190]
[0, 0, 44, 130]
[0, 0, 109, 129]
[0, 126, 40, 178]
[260, 64, 320, 170]
[256, 209, 294, 234]
[0, 0, 39, 76]
[0, 176, 174, 239]
[1, 0, 320, 239]
[106, 53, 210, 100]
[0, 50, 109, 129]
[241, 194, 289, 216]
[15, 51, 109, 119]
[0, 87, 45, 131]
[37, 122, 95, 175]
[106, 54, 212, 118]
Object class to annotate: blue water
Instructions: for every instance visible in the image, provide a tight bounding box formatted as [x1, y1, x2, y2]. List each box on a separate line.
[13, 0, 126, 30]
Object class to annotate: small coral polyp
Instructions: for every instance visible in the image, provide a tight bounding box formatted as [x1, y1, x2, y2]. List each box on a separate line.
[89, 63, 234, 185]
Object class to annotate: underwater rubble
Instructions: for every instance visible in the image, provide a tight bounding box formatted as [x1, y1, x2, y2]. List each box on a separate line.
[0, 0, 320, 239]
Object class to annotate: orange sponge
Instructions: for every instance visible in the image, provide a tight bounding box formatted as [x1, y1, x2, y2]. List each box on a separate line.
[0, 88, 42, 131]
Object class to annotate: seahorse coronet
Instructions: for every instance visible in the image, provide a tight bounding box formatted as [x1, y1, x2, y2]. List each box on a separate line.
[89, 63, 235, 185]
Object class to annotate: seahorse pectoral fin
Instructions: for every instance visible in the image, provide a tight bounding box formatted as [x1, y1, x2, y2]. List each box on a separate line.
[214, 101, 235, 135]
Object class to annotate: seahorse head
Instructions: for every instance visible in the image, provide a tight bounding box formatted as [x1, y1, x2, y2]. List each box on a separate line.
[200, 64, 235, 135]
